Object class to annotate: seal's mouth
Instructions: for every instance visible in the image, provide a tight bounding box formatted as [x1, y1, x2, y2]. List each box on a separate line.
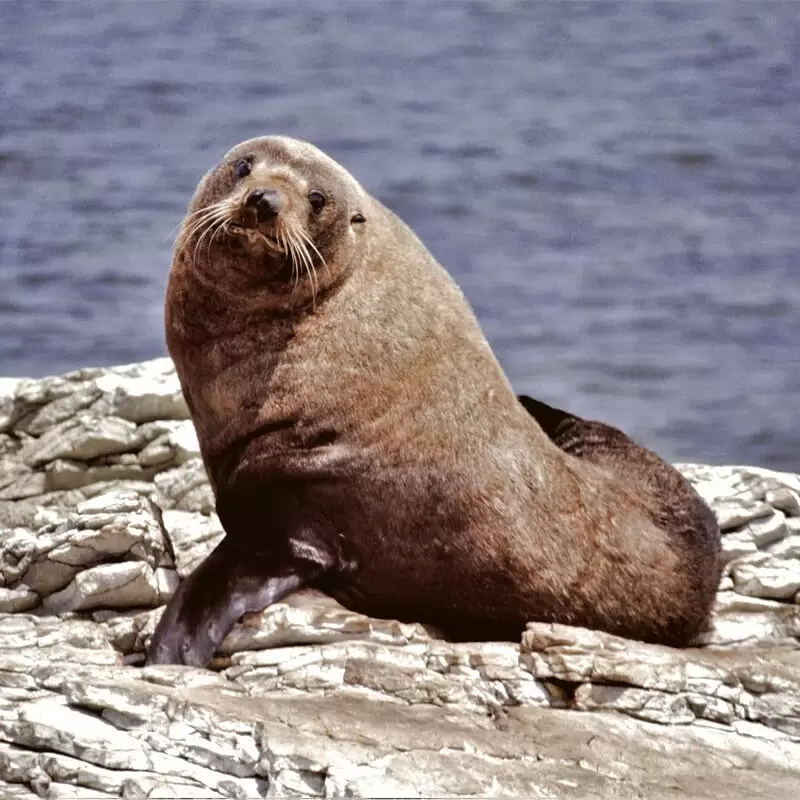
[228, 186, 287, 252]
[228, 222, 283, 253]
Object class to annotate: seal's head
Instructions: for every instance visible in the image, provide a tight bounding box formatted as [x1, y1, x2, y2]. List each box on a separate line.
[175, 136, 368, 302]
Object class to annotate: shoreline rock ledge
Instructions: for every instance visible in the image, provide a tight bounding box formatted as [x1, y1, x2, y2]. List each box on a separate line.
[0, 358, 798, 798]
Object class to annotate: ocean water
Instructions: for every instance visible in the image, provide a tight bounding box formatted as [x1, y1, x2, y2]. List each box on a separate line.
[1, 1, 798, 470]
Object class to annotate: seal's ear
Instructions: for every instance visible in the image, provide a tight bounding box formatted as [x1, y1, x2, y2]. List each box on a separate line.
[350, 213, 366, 224]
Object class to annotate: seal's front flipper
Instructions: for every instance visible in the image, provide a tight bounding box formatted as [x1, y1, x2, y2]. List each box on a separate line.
[146, 538, 310, 667]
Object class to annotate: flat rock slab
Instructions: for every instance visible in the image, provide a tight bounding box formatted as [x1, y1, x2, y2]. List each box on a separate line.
[1, 656, 799, 799]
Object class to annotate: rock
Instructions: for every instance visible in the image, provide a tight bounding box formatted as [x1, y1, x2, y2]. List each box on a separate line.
[93, 358, 188, 423]
[0, 587, 39, 614]
[153, 459, 215, 514]
[16, 385, 104, 437]
[730, 511, 788, 551]
[0, 379, 25, 433]
[13, 373, 88, 407]
[0, 364, 798, 797]
[59, 672, 800, 799]
[151, 420, 200, 463]
[42, 562, 178, 614]
[160, 510, 224, 577]
[6, 491, 172, 603]
[767, 487, 800, 517]
[0, 466, 47, 501]
[711, 498, 775, 532]
[0, 528, 40, 587]
[731, 555, 800, 601]
[19, 415, 139, 467]
[721, 511, 789, 562]
[42, 458, 160, 492]
[0, 614, 118, 664]
[705, 592, 800, 646]
[680, 463, 800, 518]
[4, 623, 797, 800]
[220, 590, 437, 655]
[679, 462, 800, 498]
[769, 535, 800, 559]
[94, 608, 159, 657]
[0, 743, 214, 800]
[228, 636, 549, 712]
[0, 436, 20, 459]
[521, 622, 800, 735]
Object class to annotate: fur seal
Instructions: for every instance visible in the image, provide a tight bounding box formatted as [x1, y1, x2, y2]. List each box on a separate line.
[147, 135, 721, 666]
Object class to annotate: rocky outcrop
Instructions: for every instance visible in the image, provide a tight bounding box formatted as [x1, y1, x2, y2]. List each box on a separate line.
[0, 359, 798, 797]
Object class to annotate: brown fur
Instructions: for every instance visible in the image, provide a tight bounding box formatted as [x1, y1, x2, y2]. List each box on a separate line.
[147, 136, 722, 666]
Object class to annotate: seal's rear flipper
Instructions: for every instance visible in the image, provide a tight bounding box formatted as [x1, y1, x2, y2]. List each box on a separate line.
[517, 393, 635, 461]
[517, 394, 575, 441]
[517, 393, 599, 456]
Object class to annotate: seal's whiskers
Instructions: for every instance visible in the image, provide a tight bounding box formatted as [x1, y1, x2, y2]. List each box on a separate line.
[280, 228, 300, 292]
[175, 200, 233, 263]
[165, 203, 223, 245]
[298, 228, 328, 278]
[284, 221, 319, 305]
[192, 208, 230, 264]
[206, 217, 231, 261]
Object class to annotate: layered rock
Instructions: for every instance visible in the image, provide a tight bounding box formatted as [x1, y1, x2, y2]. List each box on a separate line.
[0, 359, 798, 797]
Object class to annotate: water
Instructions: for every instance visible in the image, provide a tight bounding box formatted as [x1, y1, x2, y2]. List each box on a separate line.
[1, 1, 798, 471]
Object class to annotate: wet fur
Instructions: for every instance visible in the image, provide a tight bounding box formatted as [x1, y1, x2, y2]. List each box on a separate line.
[148, 136, 722, 666]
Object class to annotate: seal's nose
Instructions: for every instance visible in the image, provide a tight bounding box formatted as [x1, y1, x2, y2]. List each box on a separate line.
[245, 188, 282, 221]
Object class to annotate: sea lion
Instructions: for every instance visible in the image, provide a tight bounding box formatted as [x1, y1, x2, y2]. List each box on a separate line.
[147, 135, 721, 667]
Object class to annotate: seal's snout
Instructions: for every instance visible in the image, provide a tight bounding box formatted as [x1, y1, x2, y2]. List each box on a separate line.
[245, 188, 283, 222]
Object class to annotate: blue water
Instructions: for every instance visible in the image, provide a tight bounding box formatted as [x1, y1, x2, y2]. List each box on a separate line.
[1, 1, 798, 470]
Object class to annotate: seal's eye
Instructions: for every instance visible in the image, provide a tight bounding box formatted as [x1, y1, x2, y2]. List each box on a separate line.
[233, 159, 251, 180]
[308, 190, 326, 213]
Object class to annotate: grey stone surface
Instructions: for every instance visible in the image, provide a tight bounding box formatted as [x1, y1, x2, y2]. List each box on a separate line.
[0, 362, 798, 797]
